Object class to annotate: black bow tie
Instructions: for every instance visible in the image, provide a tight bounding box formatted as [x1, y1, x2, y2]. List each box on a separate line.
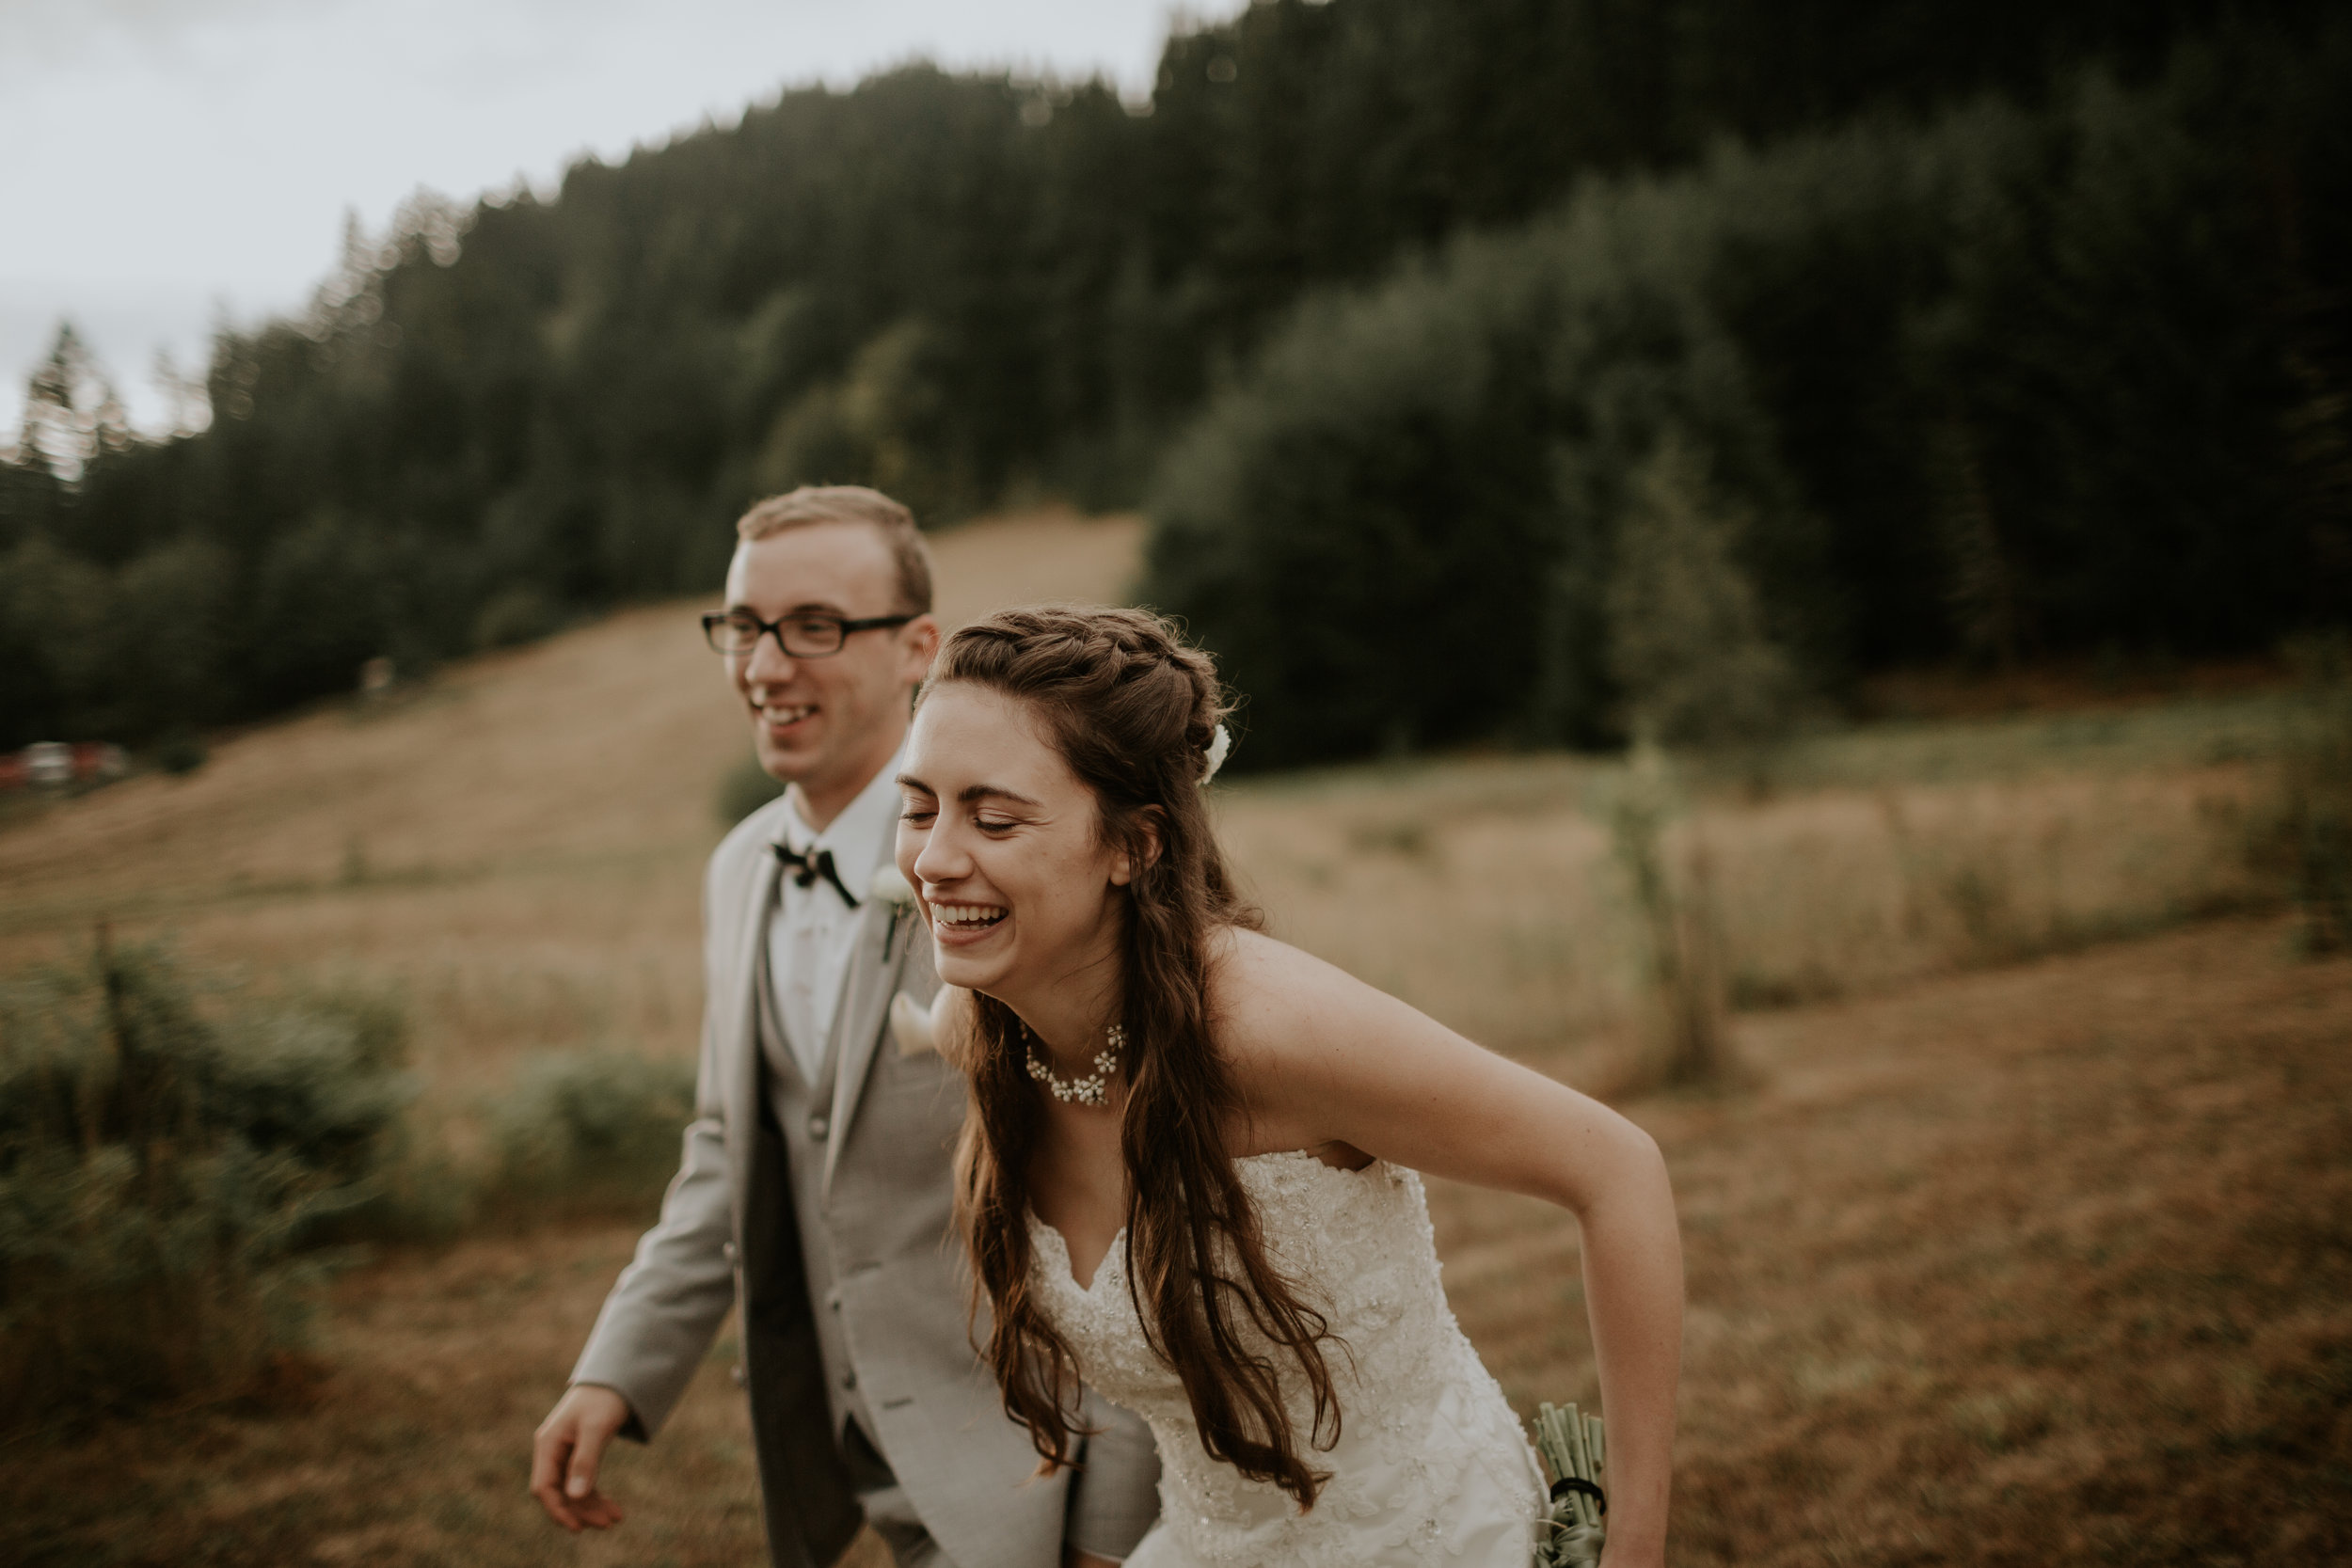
[773, 843, 862, 908]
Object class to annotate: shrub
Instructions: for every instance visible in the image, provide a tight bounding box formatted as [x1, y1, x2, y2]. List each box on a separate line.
[482, 1050, 697, 1220]
[470, 583, 564, 652]
[153, 730, 208, 776]
[1145, 123, 1889, 766]
[1604, 431, 1804, 750]
[716, 752, 787, 827]
[2280, 632, 2352, 954]
[0, 942, 412, 1431]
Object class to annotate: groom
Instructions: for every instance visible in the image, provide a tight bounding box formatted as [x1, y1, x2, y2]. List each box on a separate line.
[530, 486, 1159, 1568]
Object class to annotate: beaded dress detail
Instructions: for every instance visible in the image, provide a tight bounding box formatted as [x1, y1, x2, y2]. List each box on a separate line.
[1029, 1151, 1546, 1567]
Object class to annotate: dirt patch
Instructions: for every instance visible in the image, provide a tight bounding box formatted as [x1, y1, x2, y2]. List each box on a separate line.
[9, 915, 2344, 1565]
[1433, 913, 2352, 1566]
[4, 1220, 775, 1567]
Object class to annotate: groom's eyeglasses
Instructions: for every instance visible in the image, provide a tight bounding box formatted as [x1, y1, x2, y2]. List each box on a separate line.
[702, 610, 916, 657]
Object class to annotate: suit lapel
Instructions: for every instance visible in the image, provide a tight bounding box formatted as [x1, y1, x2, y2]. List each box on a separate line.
[821, 897, 914, 1199]
[725, 847, 782, 1201]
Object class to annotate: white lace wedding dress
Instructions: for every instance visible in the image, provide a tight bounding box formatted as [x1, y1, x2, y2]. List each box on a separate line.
[1029, 1150, 1548, 1567]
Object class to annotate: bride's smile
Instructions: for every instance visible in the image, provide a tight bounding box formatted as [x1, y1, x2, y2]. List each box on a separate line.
[895, 682, 1145, 1056]
[894, 606, 1682, 1568]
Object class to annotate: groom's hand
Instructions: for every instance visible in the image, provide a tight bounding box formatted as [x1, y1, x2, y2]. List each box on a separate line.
[531, 1384, 632, 1531]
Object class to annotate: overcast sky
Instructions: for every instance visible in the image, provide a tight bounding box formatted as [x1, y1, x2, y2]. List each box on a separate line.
[2, 0, 1228, 433]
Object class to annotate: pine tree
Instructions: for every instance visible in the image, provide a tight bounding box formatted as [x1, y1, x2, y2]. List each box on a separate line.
[16, 325, 131, 484]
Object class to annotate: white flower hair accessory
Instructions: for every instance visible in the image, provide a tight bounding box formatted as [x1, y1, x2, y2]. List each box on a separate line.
[1200, 722, 1232, 785]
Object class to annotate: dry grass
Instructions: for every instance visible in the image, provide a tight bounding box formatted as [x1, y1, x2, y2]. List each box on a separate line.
[0, 508, 1145, 1107]
[1438, 913, 2352, 1566]
[0, 501, 2294, 1105]
[1215, 738, 2282, 1083]
[3, 1222, 771, 1568]
[4, 506, 2343, 1564]
[8, 915, 2343, 1566]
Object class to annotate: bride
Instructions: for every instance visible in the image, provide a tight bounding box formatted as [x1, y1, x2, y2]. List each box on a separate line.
[894, 606, 1681, 1568]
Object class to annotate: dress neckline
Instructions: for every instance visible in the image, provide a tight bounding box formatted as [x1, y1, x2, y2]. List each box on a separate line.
[1030, 1148, 1385, 1295]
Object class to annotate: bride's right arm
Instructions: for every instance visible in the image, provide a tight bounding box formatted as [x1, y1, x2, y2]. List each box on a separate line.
[1217, 932, 1682, 1568]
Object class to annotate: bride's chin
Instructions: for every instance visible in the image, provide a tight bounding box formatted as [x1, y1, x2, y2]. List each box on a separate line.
[930, 948, 1000, 989]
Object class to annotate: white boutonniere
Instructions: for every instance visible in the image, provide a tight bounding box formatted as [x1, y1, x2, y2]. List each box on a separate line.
[869, 864, 915, 908]
[888, 991, 936, 1057]
[871, 865, 916, 958]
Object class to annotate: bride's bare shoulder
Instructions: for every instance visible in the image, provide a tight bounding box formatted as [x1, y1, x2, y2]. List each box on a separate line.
[1205, 924, 1324, 995]
[1206, 926, 1383, 1062]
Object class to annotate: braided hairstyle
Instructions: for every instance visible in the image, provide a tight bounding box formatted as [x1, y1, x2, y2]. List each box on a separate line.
[930, 605, 1342, 1509]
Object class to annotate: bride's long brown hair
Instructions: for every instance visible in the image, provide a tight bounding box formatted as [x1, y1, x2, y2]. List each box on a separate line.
[933, 605, 1343, 1509]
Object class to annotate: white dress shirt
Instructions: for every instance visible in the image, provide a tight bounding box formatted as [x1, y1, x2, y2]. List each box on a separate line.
[767, 745, 905, 1085]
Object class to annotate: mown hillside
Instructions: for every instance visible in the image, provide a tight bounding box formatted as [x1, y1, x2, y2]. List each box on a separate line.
[0, 510, 1144, 1101]
[4, 496, 2321, 1117]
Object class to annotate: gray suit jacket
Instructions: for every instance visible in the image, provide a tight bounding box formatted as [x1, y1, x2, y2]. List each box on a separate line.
[571, 796, 1159, 1568]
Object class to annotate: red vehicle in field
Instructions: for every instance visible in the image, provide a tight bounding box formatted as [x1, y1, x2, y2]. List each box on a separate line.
[4, 742, 129, 790]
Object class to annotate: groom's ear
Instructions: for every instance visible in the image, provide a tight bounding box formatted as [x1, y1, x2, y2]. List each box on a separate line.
[896, 613, 942, 689]
[1109, 808, 1167, 887]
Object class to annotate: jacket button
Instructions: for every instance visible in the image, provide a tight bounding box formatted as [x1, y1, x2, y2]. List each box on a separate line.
[722, 1242, 738, 1262]
[807, 1115, 830, 1141]
[839, 1369, 856, 1390]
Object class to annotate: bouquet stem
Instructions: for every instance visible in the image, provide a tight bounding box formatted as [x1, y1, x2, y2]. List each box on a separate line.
[1534, 1401, 1607, 1564]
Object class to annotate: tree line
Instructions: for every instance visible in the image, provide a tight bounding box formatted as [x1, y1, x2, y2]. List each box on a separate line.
[2, 0, 2342, 757]
[1148, 24, 2352, 762]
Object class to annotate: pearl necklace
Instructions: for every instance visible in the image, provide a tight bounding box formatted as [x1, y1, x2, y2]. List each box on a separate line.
[1025, 1022, 1124, 1107]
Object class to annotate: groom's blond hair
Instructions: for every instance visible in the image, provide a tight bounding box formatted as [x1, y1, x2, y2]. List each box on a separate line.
[736, 485, 934, 615]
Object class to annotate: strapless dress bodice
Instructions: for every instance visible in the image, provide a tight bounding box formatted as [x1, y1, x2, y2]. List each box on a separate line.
[1028, 1150, 1545, 1567]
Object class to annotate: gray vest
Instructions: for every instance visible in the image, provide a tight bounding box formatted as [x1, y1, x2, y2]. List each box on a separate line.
[753, 916, 879, 1446]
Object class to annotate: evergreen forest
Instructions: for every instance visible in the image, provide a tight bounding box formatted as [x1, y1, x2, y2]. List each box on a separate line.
[4, 0, 2347, 764]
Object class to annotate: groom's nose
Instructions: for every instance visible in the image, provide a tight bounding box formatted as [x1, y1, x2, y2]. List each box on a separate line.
[742, 632, 799, 686]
